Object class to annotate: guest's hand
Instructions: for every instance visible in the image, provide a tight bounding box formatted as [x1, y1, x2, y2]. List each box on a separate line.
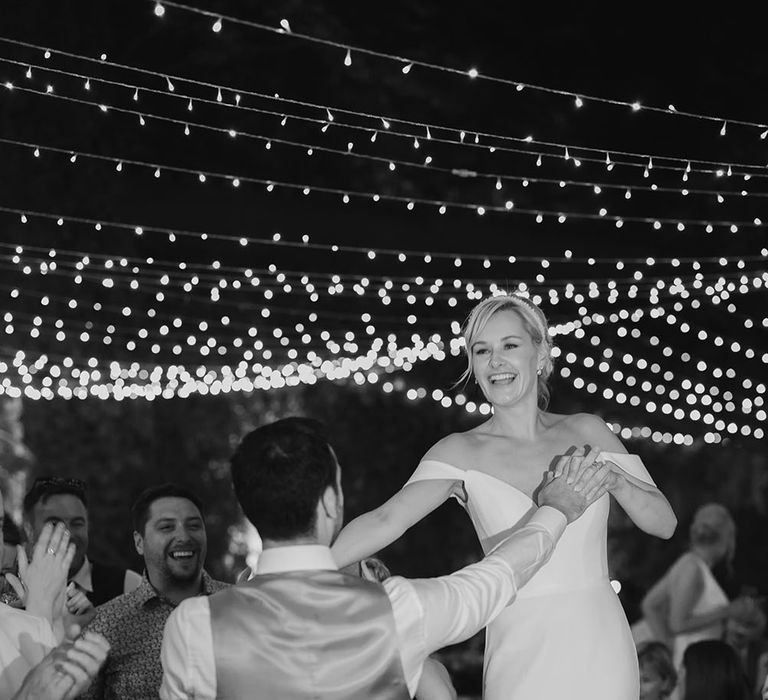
[6, 522, 75, 624]
[538, 456, 590, 523]
[63, 583, 97, 628]
[13, 624, 110, 700]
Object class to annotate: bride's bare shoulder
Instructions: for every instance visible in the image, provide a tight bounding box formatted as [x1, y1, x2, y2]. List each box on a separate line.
[549, 412, 624, 448]
[422, 428, 483, 463]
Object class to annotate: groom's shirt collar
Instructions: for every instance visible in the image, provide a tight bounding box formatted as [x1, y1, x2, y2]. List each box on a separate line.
[256, 545, 338, 575]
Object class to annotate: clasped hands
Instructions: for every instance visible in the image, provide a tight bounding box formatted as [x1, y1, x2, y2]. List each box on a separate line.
[538, 447, 622, 523]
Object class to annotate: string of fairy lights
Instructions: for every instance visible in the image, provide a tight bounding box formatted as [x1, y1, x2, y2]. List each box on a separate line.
[0, 9, 765, 445]
[147, 0, 768, 140]
[1, 117, 764, 231]
[3, 45, 768, 180]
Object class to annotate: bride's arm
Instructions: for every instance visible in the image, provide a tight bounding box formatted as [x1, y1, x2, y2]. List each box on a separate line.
[331, 478, 461, 569]
[574, 414, 677, 540]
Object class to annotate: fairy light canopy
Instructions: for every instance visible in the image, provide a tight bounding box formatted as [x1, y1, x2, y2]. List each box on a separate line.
[0, 1, 765, 446]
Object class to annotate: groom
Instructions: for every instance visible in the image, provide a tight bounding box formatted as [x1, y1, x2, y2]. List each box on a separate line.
[160, 417, 598, 699]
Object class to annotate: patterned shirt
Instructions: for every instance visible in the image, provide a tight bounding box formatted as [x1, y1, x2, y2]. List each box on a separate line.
[83, 571, 228, 700]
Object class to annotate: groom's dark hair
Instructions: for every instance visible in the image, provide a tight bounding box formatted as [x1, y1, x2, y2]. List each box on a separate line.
[230, 417, 338, 540]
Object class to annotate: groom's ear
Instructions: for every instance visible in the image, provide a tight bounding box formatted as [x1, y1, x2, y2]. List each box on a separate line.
[319, 483, 339, 520]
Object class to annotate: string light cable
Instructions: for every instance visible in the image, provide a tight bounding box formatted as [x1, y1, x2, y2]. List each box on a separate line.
[0, 96, 765, 231]
[147, 0, 768, 136]
[2, 43, 768, 177]
[2, 209, 766, 294]
[3, 126, 768, 213]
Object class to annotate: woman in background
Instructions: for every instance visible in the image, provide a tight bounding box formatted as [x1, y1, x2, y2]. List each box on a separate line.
[641, 503, 754, 667]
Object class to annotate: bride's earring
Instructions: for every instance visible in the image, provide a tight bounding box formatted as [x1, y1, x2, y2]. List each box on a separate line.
[536, 367, 542, 376]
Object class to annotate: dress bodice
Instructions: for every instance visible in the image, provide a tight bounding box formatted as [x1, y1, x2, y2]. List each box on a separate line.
[407, 453, 654, 599]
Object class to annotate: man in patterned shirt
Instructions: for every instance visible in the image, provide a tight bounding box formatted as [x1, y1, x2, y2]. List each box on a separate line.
[83, 484, 228, 699]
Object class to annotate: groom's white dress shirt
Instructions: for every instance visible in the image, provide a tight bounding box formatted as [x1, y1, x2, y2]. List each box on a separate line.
[160, 506, 566, 699]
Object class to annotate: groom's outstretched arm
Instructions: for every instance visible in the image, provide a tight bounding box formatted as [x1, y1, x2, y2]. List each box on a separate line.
[384, 504, 567, 693]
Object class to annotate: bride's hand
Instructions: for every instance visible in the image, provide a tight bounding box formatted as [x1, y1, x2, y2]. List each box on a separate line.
[553, 446, 602, 485]
[575, 461, 620, 503]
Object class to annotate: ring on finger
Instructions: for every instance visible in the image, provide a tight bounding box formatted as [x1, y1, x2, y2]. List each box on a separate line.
[47, 546, 57, 555]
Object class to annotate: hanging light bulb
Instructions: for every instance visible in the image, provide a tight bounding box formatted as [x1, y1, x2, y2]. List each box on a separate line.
[212, 17, 223, 32]
[344, 49, 352, 66]
[402, 62, 412, 74]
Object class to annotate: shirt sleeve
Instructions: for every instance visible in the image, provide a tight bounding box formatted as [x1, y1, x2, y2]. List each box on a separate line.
[160, 597, 217, 700]
[385, 505, 566, 690]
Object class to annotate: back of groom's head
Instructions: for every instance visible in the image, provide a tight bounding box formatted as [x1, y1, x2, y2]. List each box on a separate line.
[230, 417, 338, 540]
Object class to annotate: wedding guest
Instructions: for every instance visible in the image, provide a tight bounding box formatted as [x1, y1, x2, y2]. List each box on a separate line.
[724, 600, 768, 697]
[679, 640, 750, 700]
[83, 484, 227, 700]
[1, 487, 90, 697]
[641, 503, 753, 666]
[23, 477, 141, 609]
[161, 416, 600, 699]
[12, 624, 109, 700]
[638, 641, 676, 700]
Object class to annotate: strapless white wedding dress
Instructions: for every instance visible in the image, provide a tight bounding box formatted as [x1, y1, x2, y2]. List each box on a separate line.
[408, 452, 652, 700]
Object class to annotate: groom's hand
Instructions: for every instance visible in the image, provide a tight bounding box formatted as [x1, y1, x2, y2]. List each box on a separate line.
[537, 455, 592, 523]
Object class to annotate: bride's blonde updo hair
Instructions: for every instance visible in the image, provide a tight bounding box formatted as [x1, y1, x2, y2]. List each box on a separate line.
[459, 293, 555, 409]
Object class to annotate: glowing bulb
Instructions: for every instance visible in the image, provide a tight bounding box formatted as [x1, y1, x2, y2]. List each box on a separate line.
[720, 121, 727, 136]
[326, 108, 334, 122]
[402, 62, 412, 74]
[536, 155, 542, 166]
[631, 101, 641, 111]
[84, 78, 91, 90]
[468, 67, 479, 78]
[166, 77, 174, 92]
[574, 95, 583, 108]
[154, 3, 165, 17]
[279, 18, 291, 32]
[212, 17, 222, 32]
[216, 87, 222, 102]
[344, 49, 352, 66]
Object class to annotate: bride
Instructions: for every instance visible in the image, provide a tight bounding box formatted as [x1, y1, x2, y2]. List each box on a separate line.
[331, 293, 677, 699]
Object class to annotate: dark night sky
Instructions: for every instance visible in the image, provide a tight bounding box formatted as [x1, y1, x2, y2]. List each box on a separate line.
[0, 1, 765, 444]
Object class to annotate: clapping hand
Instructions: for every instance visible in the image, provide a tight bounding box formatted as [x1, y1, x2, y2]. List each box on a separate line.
[6, 522, 76, 625]
[13, 624, 110, 700]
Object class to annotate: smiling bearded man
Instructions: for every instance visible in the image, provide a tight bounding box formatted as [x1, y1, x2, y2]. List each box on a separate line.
[81, 484, 228, 700]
